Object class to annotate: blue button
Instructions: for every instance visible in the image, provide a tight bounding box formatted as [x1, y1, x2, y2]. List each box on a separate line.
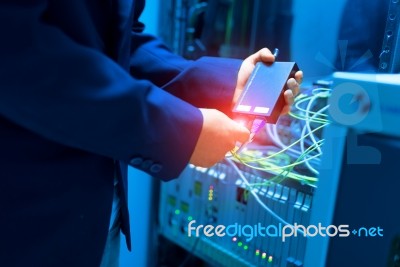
[129, 157, 143, 166]
[150, 163, 163, 173]
[141, 160, 154, 169]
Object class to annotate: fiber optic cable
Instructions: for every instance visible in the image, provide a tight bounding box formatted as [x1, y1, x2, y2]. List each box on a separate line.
[301, 105, 329, 174]
[232, 123, 328, 164]
[232, 140, 322, 185]
[226, 158, 306, 235]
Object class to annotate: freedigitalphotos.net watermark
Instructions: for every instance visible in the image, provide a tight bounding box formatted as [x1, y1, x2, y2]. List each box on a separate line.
[187, 220, 383, 242]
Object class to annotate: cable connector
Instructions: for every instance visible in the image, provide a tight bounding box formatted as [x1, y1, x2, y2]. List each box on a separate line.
[236, 117, 266, 154]
[249, 117, 266, 142]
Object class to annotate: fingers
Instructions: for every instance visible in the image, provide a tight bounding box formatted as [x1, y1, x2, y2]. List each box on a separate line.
[284, 89, 294, 105]
[286, 76, 300, 111]
[259, 47, 275, 63]
[237, 50, 303, 118]
[232, 122, 250, 144]
[281, 105, 291, 115]
[282, 71, 303, 114]
[190, 109, 250, 168]
[250, 48, 275, 65]
[286, 78, 300, 97]
[295, 70, 303, 84]
[232, 87, 244, 106]
[235, 47, 277, 105]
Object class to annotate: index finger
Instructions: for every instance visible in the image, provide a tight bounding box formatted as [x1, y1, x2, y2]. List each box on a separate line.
[295, 70, 303, 84]
[249, 48, 275, 65]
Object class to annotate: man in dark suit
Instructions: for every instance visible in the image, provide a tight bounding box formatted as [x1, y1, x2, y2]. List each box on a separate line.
[0, 1, 301, 266]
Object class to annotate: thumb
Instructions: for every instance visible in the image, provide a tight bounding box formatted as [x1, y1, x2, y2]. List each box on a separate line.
[233, 123, 250, 143]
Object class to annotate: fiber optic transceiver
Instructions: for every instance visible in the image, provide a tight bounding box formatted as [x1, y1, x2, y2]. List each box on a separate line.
[232, 61, 299, 124]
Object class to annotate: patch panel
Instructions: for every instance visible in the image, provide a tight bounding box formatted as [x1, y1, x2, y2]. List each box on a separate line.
[159, 162, 313, 267]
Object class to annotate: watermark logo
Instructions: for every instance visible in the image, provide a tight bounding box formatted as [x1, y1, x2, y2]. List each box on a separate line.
[316, 40, 383, 166]
[188, 220, 383, 242]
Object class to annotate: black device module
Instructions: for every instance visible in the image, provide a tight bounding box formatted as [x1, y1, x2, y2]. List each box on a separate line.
[232, 61, 299, 124]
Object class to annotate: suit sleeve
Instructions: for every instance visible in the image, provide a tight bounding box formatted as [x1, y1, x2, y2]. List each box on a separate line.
[129, 1, 243, 116]
[0, 2, 240, 180]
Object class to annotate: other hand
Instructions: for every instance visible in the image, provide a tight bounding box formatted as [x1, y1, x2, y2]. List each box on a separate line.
[233, 48, 303, 114]
[189, 108, 249, 167]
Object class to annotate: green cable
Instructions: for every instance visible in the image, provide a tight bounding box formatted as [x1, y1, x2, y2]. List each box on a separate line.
[238, 140, 322, 186]
[294, 98, 329, 117]
[293, 92, 330, 122]
[232, 123, 327, 163]
[232, 87, 332, 188]
[289, 112, 329, 124]
[312, 87, 332, 96]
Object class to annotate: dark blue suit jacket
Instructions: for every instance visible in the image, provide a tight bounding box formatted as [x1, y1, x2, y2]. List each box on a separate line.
[0, 1, 241, 266]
